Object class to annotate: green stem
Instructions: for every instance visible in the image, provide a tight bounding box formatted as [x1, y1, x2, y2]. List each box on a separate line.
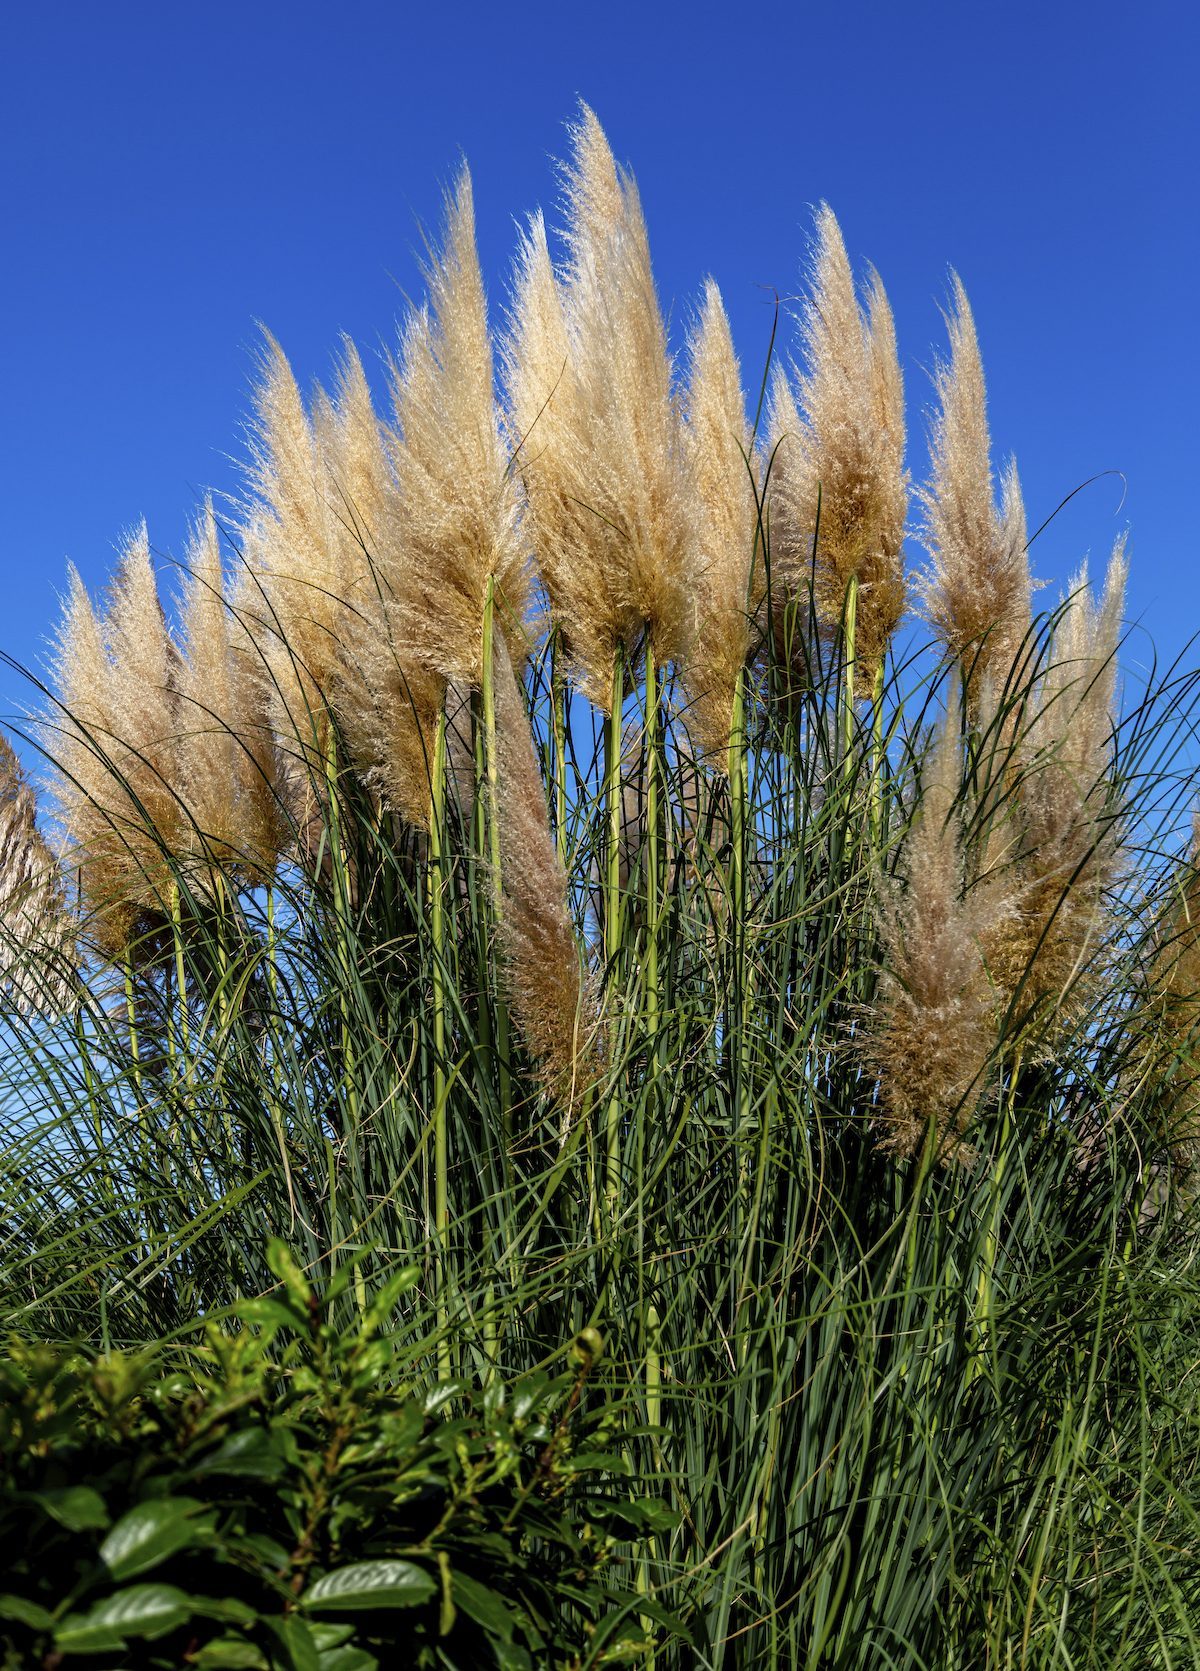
[841, 572, 859, 776]
[552, 630, 568, 870]
[481, 576, 512, 1172]
[869, 660, 885, 852]
[429, 702, 451, 1377]
[604, 648, 625, 1220]
[644, 642, 661, 1058]
[122, 952, 142, 1114]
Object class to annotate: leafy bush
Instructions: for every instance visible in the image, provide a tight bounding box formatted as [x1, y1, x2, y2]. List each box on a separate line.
[0, 1242, 683, 1669]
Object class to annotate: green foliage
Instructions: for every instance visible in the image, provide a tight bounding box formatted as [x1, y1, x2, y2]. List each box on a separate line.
[0, 1242, 684, 1669]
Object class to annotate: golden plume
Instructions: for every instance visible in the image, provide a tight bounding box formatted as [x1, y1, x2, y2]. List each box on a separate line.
[982, 541, 1127, 1029]
[680, 279, 763, 762]
[385, 168, 528, 686]
[766, 206, 908, 691]
[0, 732, 72, 1011]
[865, 687, 1010, 1162]
[48, 528, 183, 955]
[916, 276, 1032, 708]
[491, 631, 600, 1120]
[1141, 815, 1200, 1175]
[504, 104, 693, 708]
[175, 500, 286, 884]
[238, 334, 365, 787]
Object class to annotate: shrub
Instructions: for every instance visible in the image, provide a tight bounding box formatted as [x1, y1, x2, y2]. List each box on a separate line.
[0, 1242, 683, 1669]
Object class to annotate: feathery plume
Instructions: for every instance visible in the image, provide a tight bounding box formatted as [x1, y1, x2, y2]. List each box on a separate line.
[766, 206, 908, 691]
[1142, 816, 1200, 1174]
[504, 104, 693, 708]
[491, 632, 599, 1121]
[982, 541, 1127, 1027]
[865, 687, 1010, 1162]
[48, 529, 183, 954]
[916, 276, 1032, 706]
[385, 168, 528, 686]
[680, 280, 763, 761]
[318, 342, 444, 828]
[238, 335, 364, 777]
[175, 500, 286, 883]
[0, 733, 72, 1011]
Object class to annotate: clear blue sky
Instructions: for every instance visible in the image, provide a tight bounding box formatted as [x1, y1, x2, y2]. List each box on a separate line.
[2, 1, 1195, 727]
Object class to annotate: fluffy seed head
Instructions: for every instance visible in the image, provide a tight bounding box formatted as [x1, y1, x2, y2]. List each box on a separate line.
[766, 207, 908, 690]
[504, 105, 694, 707]
[386, 167, 529, 685]
[238, 334, 363, 770]
[491, 632, 600, 1123]
[175, 500, 287, 882]
[865, 688, 1010, 1162]
[48, 530, 184, 955]
[917, 276, 1032, 706]
[680, 280, 763, 761]
[982, 540, 1127, 1029]
[0, 733, 72, 1011]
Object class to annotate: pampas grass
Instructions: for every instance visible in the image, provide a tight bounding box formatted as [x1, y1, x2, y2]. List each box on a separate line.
[5, 104, 1200, 1671]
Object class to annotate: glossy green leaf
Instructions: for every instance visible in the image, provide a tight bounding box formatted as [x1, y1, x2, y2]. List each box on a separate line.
[0, 1593, 54, 1630]
[450, 1571, 515, 1643]
[99, 1497, 214, 1580]
[194, 1424, 285, 1479]
[57, 1582, 192, 1644]
[26, 1484, 111, 1532]
[302, 1560, 436, 1612]
[191, 1639, 270, 1669]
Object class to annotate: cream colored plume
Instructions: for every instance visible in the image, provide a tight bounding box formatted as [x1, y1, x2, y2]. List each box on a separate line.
[680, 279, 763, 761]
[504, 104, 693, 708]
[982, 540, 1127, 1027]
[175, 500, 286, 882]
[238, 334, 365, 768]
[491, 632, 599, 1120]
[1142, 815, 1200, 1173]
[49, 528, 184, 955]
[766, 206, 908, 690]
[917, 277, 1032, 706]
[865, 688, 1009, 1162]
[0, 733, 72, 1011]
[318, 340, 444, 828]
[385, 168, 528, 687]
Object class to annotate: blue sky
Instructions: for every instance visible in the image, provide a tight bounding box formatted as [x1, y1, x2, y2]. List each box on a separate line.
[2, 1, 1195, 730]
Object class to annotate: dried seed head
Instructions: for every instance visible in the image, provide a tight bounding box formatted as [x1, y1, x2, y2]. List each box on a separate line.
[680, 280, 763, 762]
[386, 168, 529, 687]
[238, 334, 363, 776]
[48, 530, 184, 955]
[504, 105, 694, 707]
[865, 688, 1010, 1162]
[982, 540, 1127, 1029]
[916, 276, 1032, 708]
[766, 207, 908, 691]
[0, 733, 73, 1011]
[1142, 815, 1200, 1172]
[491, 632, 600, 1124]
[176, 500, 287, 883]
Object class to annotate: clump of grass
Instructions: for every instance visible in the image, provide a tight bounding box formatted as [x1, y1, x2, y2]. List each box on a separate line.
[3, 102, 1200, 1671]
